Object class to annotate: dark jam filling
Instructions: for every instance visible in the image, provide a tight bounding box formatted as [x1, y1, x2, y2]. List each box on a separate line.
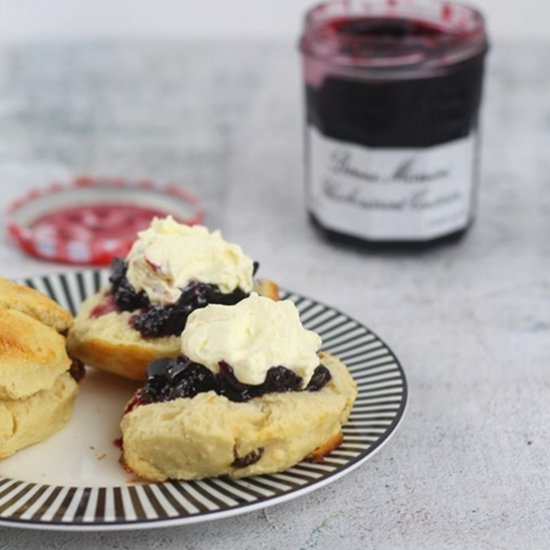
[330, 16, 450, 40]
[232, 448, 264, 468]
[125, 356, 332, 412]
[106, 257, 254, 338]
[69, 358, 86, 382]
[306, 48, 485, 149]
[90, 292, 118, 318]
[109, 257, 149, 312]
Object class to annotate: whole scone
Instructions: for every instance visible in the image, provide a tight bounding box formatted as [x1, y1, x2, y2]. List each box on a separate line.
[0, 307, 82, 459]
[120, 294, 357, 481]
[68, 217, 278, 381]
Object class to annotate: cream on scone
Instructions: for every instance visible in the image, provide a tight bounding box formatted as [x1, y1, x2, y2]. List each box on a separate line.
[126, 217, 254, 305]
[120, 294, 357, 482]
[67, 217, 278, 381]
[180, 293, 321, 386]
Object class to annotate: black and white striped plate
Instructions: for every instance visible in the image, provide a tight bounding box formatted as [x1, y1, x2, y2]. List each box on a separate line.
[0, 270, 407, 531]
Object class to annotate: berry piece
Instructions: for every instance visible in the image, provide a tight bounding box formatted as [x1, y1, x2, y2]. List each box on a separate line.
[109, 258, 148, 312]
[232, 447, 264, 468]
[217, 362, 303, 402]
[69, 358, 86, 382]
[128, 356, 218, 410]
[306, 365, 332, 391]
[263, 366, 303, 393]
[217, 362, 254, 402]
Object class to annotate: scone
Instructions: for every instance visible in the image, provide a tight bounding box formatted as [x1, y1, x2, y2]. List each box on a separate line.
[0, 371, 79, 459]
[0, 277, 73, 334]
[0, 309, 73, 400]
[120, 294, 357, 481]
[0, 308, 83, 459]
[67, 217, 278, 381]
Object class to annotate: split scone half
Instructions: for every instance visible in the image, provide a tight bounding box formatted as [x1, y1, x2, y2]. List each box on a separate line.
[0, 280, 83, 459]
[67, 217, 278, 381]
[0, 277, 73, 334]
[120, 294, 357, 481]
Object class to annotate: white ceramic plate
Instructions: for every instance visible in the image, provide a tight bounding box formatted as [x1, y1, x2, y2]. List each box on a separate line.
[0, 269, 407, 531]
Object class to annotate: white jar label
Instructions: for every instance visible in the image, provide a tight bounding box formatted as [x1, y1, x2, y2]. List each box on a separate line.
[306, 125, 478, 240]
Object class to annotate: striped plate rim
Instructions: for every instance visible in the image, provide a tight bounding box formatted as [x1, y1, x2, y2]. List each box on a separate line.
[0, 269, 407, 531]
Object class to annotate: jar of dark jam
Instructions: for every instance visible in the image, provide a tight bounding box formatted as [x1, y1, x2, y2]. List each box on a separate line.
[299, 0, 488, 247]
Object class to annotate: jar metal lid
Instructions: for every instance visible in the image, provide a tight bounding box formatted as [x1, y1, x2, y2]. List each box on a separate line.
[7, 177, 204, 266]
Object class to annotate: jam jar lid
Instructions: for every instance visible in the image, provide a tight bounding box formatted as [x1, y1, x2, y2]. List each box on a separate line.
[300, 0, 488, 77]
[7, 176, 204, 266]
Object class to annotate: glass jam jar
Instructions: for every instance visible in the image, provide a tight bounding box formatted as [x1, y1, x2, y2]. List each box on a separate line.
[299, 0, 488, 247]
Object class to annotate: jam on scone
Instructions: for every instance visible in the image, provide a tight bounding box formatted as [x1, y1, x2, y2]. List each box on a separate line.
[126, 293, 332, 409]
[92, 216, 259, 337]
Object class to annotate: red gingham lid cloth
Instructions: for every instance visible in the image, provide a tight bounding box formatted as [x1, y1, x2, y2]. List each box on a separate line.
[7, 176, 204, 266]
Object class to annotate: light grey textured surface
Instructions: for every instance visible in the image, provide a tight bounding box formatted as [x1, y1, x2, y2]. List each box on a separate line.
[0, 39, 548, 548]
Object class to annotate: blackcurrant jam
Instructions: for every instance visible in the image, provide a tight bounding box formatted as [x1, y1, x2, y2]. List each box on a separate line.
[124, 356, 332, 411]
[106, 257, 250, 337]
[299, 0, 488, 247]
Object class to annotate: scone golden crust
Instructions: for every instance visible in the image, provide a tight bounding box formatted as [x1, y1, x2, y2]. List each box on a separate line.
[67, 278, 279, 381]
[0, 277, 73, 334]
[120, 352, 357, 482]
[0, 296, 80, 459]
[252, 278, 279, 302]
[0, 372, 79, 459]
[0, 309, 72, 400]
